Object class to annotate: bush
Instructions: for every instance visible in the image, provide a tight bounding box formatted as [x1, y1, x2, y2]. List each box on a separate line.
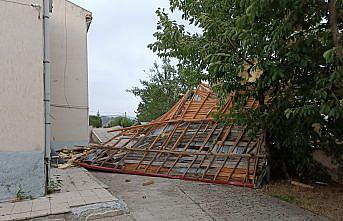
[89, 115, 102, 128]
[106, 117, 134, 128]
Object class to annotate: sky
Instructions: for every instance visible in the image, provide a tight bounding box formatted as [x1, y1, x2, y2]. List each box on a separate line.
[70, 0, 171, 117]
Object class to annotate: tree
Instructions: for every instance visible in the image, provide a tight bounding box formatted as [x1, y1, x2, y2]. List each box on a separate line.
[149, 0, 343, 180]
[128, 58, 196, 122]
[106, 116, 134, 128]
[89, 115, 102, 128]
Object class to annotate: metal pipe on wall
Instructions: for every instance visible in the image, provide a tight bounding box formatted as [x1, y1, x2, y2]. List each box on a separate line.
[43, 0, 51, 194]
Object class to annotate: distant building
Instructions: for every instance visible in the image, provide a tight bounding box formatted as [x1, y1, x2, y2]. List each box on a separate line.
[0, 0, 92, 202]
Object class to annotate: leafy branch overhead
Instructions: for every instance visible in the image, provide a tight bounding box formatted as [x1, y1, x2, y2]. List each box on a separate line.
[149, 0, 343, 180]
[128, 59, 198, 122]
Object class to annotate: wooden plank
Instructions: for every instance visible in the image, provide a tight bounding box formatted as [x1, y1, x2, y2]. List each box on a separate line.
[167, 122, 204, 174]
[214, 127, 246, 180]
[144, 122, 180, 173]
[156, 122, 191, 173]
[133, 123, 171, 170]
[78, 84, 267, 187]
[202, 125, 233, 179]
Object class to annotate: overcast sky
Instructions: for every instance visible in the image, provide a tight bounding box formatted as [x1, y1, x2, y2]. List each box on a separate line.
[70, 0, 171, 117]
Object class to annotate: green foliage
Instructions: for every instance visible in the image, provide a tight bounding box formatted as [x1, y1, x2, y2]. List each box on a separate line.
[47, 175, 63, 194]
[89, 115, 102, 128]
[106, 116, 134, 128]
[16, 185, 32, 201]
[150, 0, 343, 180]
[16, 185, 26, 201]
[128, 58, 195, 122]
[273, 194, 297, 204]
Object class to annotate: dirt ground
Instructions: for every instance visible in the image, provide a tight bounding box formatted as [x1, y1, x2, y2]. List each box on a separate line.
[261, 181, 343, 221]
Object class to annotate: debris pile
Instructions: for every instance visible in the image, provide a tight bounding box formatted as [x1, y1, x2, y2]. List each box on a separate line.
[78, 84, 267, 188]
[54, 147, 90, 169]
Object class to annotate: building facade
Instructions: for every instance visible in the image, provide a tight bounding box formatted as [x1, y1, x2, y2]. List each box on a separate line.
[0, 0, 91, 202]
[50, 0, 91, 150]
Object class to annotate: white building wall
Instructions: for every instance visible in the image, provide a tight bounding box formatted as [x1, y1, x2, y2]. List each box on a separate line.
[0, 0, 44, 152]
[0, 0, 91, 201]
[50, 0, 91, 149]
[0, 0, 45, 201]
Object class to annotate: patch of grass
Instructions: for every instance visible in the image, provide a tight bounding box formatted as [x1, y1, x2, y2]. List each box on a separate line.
[273, 194, 297, 203]
[16, 185, 33, 201]
[16, 186, 26, 201]
[47, 175, 63, 194]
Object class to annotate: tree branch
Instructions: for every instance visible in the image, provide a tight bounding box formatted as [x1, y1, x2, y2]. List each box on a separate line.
[228, 39, 255, 66]
[328, 0, 341, 52]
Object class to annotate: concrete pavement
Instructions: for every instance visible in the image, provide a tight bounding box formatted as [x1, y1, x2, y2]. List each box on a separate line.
[92, 172, 329, 221]
[0, 168, 329, 220]
[0, 168, 127, 221]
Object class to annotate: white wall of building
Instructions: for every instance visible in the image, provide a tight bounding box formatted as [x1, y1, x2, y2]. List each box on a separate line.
[0, 0, 45, 201]
[0, 0, 44, 152]
[0, 0, 91, 201]
[50, 0, 91, 149]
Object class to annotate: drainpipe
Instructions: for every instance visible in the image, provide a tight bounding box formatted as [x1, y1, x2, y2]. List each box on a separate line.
[43, 0, 51, 195]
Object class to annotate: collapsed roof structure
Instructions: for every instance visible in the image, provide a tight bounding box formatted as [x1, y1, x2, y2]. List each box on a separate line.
[78, 84, 267, 188]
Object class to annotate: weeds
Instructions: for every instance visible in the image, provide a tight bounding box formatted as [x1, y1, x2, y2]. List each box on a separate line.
[273, 194, 297, 203]
[47, 174, 63, 194]
[16, 185, 32, 201]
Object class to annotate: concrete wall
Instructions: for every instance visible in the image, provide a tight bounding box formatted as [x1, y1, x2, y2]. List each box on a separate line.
[0, 0, 91, 201]
[313, 150, 343, 184]
[50, 0, 91, 149]
[0, 151, 45, 201]
[0, 0, 45, 201]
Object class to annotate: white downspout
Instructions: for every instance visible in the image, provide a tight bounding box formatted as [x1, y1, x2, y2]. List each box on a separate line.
[43, 0, 51, 195]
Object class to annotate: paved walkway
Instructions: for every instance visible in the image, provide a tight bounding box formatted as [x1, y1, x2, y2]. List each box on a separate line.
[0, 168, 126, 221]
[92, 172, 329, 221]
[0, 168, 330, 221]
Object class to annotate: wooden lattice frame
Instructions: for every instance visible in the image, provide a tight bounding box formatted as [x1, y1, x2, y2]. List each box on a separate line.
[78, 84, 267, 188]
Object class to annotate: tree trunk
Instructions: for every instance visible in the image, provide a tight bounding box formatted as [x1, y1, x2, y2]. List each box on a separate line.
[328, 0, 342, 56]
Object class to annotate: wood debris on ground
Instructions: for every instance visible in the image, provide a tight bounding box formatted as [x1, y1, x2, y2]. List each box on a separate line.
[55, 147, 91, 169]
[142, 180, 154, 186]
[77, 84, 268, 188]
[291, 180, 315, 190]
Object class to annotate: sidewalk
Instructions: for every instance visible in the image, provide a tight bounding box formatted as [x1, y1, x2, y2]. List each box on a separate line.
[0, 168, 127, 221]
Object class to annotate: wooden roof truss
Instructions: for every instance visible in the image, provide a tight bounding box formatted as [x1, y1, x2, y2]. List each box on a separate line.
[78, 84, 267, 188]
